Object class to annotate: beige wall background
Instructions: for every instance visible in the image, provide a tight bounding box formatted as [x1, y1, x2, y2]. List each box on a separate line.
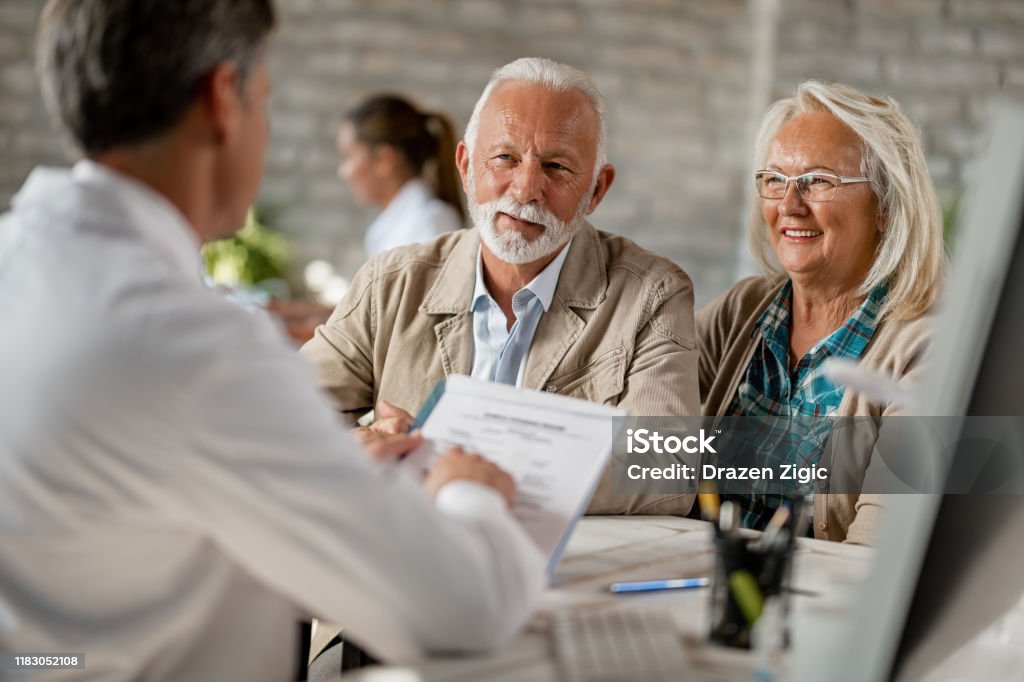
[1, 0, 1023, 305]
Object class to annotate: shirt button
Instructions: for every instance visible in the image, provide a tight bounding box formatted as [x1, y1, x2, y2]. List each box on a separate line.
[817, 521, 829, 532]
[545, 385, 557, 393]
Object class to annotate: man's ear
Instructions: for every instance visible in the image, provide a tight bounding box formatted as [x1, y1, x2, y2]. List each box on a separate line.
[586, 164, 616, 214]
[455, 140, 470, 194]
[200, 63, 243, 142]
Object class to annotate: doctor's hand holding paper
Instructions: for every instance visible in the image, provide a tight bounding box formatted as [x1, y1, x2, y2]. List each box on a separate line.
[351, 403, 518, 509]
[351, 415, 519, 511]
[425, 448, 518, 508]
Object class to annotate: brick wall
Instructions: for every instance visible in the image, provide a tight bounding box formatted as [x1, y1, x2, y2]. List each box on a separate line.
[771, 0, 1024, 219]
[1, 0, 1022, 304]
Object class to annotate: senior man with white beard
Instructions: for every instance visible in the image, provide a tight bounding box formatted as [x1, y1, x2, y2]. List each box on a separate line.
[301, 57, 699, 516]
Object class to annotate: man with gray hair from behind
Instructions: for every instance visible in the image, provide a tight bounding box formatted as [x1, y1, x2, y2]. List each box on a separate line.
[302, 56, 701, 515]
[0, 2, 548, 681]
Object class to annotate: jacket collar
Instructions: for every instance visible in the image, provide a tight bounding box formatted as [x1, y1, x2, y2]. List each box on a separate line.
[420, 228, 481, 315]
[420, 221, 607, 389]
[420, 221, 607, 315]
[552, 220, 607, 310]
[523, 223, 606, 388]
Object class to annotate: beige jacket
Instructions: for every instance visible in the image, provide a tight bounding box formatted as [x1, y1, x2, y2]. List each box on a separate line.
[696, 276, 933, 544]
[301, 223, 701, 515]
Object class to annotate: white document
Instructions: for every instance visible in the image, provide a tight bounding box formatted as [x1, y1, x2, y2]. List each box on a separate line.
[403, 375, 626, 571]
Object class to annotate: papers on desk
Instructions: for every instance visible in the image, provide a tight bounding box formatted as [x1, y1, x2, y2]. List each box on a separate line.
[403, 375, 625, 572]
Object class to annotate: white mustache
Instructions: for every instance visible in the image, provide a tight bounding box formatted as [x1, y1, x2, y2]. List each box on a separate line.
[486, 195, 563, 230]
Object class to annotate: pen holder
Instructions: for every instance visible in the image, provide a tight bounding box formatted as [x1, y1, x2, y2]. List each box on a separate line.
[708, 533, 794, 649]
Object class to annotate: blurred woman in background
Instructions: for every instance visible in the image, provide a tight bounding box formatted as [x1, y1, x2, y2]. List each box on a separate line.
[337, 94, 466, 257]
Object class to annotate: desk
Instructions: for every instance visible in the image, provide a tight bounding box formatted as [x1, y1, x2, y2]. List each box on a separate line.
[342, 516, 874, 681]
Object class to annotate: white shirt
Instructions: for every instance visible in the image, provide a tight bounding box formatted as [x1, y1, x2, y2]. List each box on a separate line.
[364, 178, 462, 257]
[0, 162, 544, 681]
[470, 243, 571, 387]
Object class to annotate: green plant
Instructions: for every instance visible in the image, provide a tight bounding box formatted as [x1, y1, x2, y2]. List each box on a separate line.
[203, 208, 290, 288]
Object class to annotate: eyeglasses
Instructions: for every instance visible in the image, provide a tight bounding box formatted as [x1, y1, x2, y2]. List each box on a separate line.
[753, 170, 870, 202]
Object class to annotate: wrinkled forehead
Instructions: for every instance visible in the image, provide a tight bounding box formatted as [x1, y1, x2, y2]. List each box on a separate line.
[477, 81, 599, 154]
[768, 111, 864, 174]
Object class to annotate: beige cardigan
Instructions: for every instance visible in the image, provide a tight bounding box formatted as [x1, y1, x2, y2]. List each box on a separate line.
[696, 276, 933, 544]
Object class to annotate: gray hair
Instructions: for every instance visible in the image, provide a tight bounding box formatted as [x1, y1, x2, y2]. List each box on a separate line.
[36, 0, 276, 155]
[749, 80, 946, 321]
[464, 57, 608, 176]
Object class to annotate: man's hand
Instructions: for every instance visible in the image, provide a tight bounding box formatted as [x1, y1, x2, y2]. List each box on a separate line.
[352, 428, 422, 462]
[351, 400, 419, 462]
[425, 447, 517, 508]
[369, 399, 415, 435]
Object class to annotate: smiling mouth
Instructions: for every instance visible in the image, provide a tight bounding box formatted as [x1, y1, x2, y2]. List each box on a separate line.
[781, 228, 823, 239]
[498, 212, 543, 230]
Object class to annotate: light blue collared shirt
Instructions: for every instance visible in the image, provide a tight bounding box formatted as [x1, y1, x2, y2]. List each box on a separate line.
[470, 242, 572, 387]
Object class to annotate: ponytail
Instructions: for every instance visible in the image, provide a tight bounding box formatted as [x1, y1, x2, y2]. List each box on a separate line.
[424, 111, 466, 227]
[345, 94, 466, 227]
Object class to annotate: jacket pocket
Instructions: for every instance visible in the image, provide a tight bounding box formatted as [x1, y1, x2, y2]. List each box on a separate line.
[544, 347, 625, 404]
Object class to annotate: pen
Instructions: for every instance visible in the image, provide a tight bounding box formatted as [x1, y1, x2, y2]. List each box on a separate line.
[754, 506, 791, 551]
[719, 500, 739, 538]
[609, 577, 710, 593]
[760, 529, 790, 588]
[791, 499, 810, 542]
[697, 481, 721, 523]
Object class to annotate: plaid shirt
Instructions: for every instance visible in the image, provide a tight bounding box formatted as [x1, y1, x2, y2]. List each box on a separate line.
[723, 280, 887, 530]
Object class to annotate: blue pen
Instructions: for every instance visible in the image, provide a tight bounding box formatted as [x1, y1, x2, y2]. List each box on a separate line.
[609, 577, 710, 593]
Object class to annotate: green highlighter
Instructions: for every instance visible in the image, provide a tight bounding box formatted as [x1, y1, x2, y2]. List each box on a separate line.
[729, 569, 764, 624]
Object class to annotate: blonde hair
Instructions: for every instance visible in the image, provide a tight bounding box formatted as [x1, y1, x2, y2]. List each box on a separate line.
[749, 80, 946, 321]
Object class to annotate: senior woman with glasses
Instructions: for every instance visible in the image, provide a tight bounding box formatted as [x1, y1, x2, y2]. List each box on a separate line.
[697, 80, 945, 544]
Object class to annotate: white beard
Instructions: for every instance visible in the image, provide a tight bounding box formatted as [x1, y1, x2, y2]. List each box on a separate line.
[467, 172, 591, 265]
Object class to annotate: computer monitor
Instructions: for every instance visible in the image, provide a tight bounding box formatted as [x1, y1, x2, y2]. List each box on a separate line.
[813, 98, 1024, 682]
